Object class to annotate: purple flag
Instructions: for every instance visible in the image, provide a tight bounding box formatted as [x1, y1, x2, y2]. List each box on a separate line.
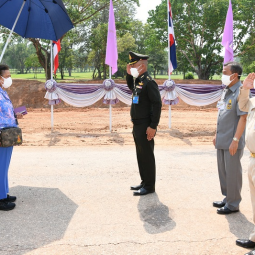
[105, 0, 118, 75]
[222, 0, 234, 64]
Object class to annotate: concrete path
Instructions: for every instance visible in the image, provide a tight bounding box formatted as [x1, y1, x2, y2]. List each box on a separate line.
[0, 145, 253, 255]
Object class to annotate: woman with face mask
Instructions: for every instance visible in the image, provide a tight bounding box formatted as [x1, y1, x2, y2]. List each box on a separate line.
[0, 64, 23, 211]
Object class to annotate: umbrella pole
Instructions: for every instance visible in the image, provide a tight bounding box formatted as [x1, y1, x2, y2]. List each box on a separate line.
[0, 0, 26, 62]
[109, 67, 112, 132]
[50, 41, 54, 130]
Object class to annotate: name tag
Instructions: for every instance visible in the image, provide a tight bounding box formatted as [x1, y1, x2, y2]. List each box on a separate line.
[217, 100, 225, 110]
[133, 95, 139, 104]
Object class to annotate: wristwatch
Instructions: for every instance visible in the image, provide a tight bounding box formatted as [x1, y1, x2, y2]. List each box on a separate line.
[233, 137, 239, 142]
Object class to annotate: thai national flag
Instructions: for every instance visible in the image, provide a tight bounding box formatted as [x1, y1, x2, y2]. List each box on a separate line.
[168, 0, 177, 73]
[53, 40, 61, 75]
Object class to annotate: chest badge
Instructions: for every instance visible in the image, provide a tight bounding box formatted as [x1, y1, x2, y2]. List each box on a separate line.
[227, 99, 232, 110]
[139, 82, 144, 86]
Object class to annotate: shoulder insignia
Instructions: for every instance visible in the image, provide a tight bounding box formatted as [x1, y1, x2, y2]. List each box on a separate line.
[147, 76, 152, 80]
[141, 75, 144, 79]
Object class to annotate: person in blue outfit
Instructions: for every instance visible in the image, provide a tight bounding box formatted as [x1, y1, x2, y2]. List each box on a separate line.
[0, 64, 23, 211]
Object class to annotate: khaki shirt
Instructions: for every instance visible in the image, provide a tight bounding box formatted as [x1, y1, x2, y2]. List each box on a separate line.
[216, 81, 247, 150]
[238, 87, 255, 153]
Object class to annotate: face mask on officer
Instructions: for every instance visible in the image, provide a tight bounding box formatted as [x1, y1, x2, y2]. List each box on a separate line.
[221, 73, 236, 86]
[1, 76, 12, 88]
[130, 67, 140, 78]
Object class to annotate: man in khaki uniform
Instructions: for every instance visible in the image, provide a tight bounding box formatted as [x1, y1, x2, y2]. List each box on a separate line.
[236, 72, 255, 255]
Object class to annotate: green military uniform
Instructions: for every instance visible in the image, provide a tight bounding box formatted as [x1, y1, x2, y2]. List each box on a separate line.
[126, 52, 162, 191]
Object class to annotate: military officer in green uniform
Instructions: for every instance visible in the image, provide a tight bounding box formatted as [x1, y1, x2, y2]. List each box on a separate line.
[126, 51, 162, 196]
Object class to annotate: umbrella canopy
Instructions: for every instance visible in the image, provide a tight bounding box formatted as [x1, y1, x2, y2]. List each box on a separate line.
[0, 0, 74, 41]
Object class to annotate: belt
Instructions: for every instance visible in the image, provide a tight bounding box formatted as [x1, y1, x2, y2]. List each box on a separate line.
[251, 153, 255, 158]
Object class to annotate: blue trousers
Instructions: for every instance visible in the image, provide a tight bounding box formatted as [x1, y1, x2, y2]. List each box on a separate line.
[0, 146, 13, 200]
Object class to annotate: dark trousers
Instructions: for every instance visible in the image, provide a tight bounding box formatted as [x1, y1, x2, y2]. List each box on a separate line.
[132, 122, 156, 190]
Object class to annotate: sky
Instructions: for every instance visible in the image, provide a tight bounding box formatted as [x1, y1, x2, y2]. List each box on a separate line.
[135, 0, 162, 23]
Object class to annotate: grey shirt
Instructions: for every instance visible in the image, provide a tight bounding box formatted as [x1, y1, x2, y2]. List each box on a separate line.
[216, 81, 247, 150]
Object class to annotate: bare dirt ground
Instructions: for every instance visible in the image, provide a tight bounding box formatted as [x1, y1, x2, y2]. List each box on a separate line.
[18, 106, 218, 147]
[8, 78, 219, 147]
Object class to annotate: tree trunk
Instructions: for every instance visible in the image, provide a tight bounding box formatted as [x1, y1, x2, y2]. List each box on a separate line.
[29, 38, 51, 80]
[68, 68, 72, 77]
[103, 65, 107, 79]
[60, 67, 64, 79]
[97, 67, 101, 79]
[197, 69, 210, 80]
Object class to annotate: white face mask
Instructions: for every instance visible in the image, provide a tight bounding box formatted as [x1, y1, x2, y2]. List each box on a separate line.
[221, 73, 235, 86]
[130, 68, 140, 78]
[1, 76, 12, 88]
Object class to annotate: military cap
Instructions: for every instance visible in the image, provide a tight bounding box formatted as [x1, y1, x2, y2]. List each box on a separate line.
[129, 51, 149, 65]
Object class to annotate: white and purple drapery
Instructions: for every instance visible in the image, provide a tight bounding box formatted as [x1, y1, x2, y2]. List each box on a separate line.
[45, 79, 255, 107]
[45, 79, 132, 107]
[159, 79, 225, 106]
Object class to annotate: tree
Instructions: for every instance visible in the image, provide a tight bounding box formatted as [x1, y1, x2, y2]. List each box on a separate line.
[143, 24, 166, 78]
[4, 38, 33, 74]
[240, 36, 255, 74]
[28, 0, 139, 80]
[117, 32, 136, 77]
[147, 0, 255, 80]
[24, 53, 41, 78]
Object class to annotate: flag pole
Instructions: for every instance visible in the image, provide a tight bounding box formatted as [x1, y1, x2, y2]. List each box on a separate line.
[167, 0, 172, 129]
[109, 67, 112, 132]
[0, 0, 26, 62]
[50, 40, 54, 130]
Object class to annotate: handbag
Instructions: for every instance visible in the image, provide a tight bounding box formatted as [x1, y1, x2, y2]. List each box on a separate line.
[0, 127, 23, 147]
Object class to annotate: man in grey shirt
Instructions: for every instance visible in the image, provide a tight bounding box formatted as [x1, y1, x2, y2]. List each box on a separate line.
[213, 61, 248, 214]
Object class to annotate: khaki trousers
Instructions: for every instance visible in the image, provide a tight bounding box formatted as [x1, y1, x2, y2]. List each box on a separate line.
[248, 157, 255, 242]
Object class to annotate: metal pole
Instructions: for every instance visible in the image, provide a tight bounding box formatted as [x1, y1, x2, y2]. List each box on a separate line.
[50, 41, 54, 130]
[109, 66, 112, 132]
[0, 1, 26, 62]
[167, 0, 172, 129]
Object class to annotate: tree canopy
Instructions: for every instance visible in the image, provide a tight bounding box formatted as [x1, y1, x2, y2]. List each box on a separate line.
[1, 0, 255, 80]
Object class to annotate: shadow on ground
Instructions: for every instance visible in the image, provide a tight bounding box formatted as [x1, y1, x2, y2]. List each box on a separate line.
[0, 186, 78, 255]
[226, 212, 254, 239]
[138, 193, 176, 234]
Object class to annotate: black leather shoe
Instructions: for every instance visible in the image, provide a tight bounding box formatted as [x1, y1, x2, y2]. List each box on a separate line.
[217, 206, 239, 215]
[213, 201, 225, 208]
[0, 200, 15, 211]
[245, 250, 255, 255]
[133, 187, 155, 196]
[236, 239, 255, 248]
[2, 194, 16, 203]
[130, 184, 143, 190]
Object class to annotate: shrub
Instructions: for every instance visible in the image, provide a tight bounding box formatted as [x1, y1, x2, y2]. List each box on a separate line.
[185, 72, 194, 79]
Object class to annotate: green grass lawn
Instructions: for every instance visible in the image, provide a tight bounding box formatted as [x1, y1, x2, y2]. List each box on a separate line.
[10, 71, 247, 82]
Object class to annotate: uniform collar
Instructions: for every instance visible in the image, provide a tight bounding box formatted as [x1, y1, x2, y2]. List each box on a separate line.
[137, 71, 148, 82]
[228, 80, 242, 93]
